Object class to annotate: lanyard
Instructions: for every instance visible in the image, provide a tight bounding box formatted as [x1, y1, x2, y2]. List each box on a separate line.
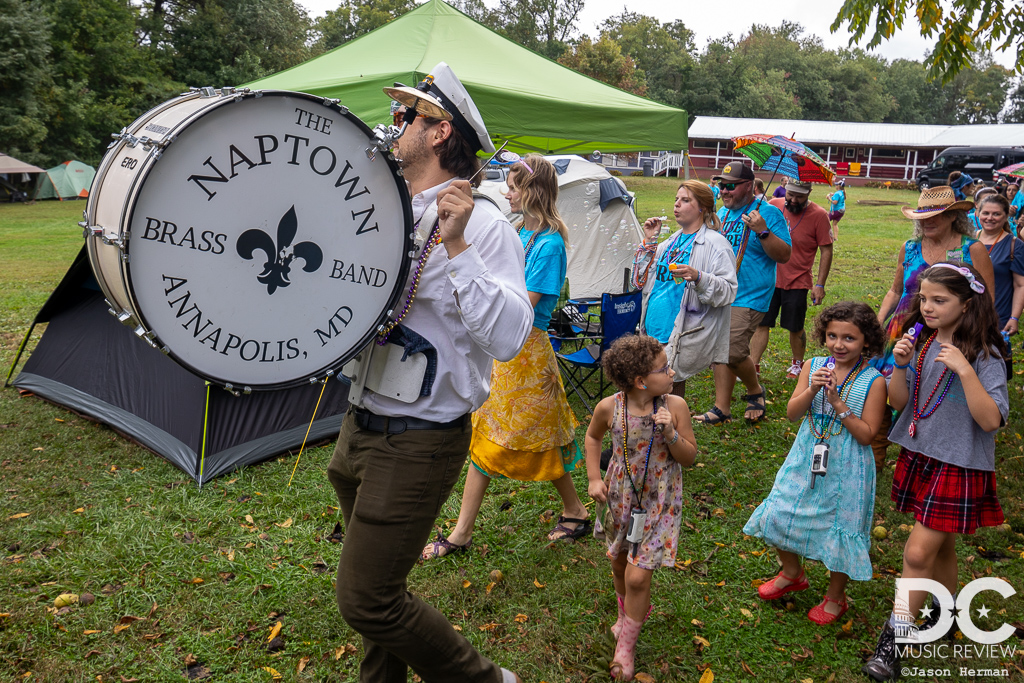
[659, 230, 698, 267]
[620, 393, 657, 509]
[722, 200, 757, 244]
[807, 357, 864, 441]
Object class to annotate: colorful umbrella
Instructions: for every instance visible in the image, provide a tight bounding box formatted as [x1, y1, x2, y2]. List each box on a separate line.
[732, 133, 837, 186]
[995, 162, 1024, 179]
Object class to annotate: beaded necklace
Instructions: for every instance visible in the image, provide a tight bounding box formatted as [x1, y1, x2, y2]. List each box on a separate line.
[619, 392, 658, 508]
[807, 356, 863, 440]
[377, 219, 441, 345]
[662, 229, 699, 265]
[908, 331, 956, 438]
[517, 226, 542, 266]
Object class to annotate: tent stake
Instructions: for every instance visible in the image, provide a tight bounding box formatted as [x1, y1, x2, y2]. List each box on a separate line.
[288, 377, 329, 487]
[4, 323, 36, 388]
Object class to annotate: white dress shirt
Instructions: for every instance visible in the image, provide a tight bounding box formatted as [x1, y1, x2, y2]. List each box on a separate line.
[362, 179, 533, 422]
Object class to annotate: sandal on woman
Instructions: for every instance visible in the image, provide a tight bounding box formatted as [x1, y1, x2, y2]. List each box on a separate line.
[421, 532, 471, 560]
[757, 569, 809, 601]
[693, 405, 731, 425]
[808, 595, 850, 625]
[547, 516, 592, 541]
[743, 385, 767, 423]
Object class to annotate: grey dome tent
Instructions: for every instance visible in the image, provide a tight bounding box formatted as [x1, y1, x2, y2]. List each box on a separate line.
[7, 247, 350, 483]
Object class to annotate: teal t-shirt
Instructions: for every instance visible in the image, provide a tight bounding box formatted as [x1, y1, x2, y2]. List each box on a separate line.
[717, 200, 791, 312]
[520, 228, 567, 330]
[830, 190, 846, 212]
[644, 230, 699, 343]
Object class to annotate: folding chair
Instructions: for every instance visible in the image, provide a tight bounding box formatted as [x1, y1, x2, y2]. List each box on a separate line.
[554, 290, 642, 414]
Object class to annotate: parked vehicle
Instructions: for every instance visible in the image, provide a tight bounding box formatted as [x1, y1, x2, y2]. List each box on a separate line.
[917, 146, 1024, 190]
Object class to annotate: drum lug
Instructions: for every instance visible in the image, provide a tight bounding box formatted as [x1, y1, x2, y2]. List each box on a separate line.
[322, 97, 348, 115]
[108, 307, 136, 328]
[133, 325, 160, 348]
[113, 130, 141, 148]
[193, 86, 217, 98]
[365, 123, 399, 161]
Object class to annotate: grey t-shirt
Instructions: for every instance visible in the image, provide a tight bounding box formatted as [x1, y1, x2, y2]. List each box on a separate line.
[890, 341, 1008, 471]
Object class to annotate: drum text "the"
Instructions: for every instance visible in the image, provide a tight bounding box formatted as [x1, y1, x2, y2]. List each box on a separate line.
[294, 107, 332, 134]
[329, 260, 388, 287]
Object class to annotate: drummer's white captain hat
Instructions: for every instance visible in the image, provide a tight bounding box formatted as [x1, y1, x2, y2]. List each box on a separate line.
[383, 62, 496, 154]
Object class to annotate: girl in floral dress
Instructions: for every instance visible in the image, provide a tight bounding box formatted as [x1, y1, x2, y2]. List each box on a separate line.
[585, 335, 697, 680]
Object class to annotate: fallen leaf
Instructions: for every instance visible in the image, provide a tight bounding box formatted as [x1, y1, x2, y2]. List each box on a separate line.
[184, 654, 198, 666]
[32, 447, 43, 451]
[268, 621, 282, 642]
[740, 608, 753, 618]
[462, 580, 472, 589]
[261, 667, 282, 680]
[634, 674, 656, 683]
[699, 669, 714, 683]
[691, 618, 704, 628]
[120, 676, 140, 682]
[485, 582, 496, 594]
[73, 508, 85, 514]
[118, 615, 144, 624]
[226, 478, 237, 484]
[841, 619, 854, 633]
[334, 643, 357, 660]
[791, 645, 813, 662]
[514, 614, 528, 623]
[245, 515, 254, 524]
[275, 518, 293, 528]
[478, 622, 499, 631]
[741, 661, 755, 676]
[186, 578, 203, 585]
[297, 657, 310, 673]
[53, 594, 78, 608]
[8, 513, 29, 520]
[227, 550, 235, 562]
[147, 602, 158, 618]
[533, 578, 545, 588]
[113, 624, 131, 634]
[694, 635, 710, 648]
[84, 650, 102, 658]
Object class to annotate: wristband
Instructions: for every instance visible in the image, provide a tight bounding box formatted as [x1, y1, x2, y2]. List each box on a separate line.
[835, 409, 853, 421]
[665, 430, 679, 445]
[1012, 316, 1020, 322]
[893, 361, 911, 369]
[814, 284, 825, 288]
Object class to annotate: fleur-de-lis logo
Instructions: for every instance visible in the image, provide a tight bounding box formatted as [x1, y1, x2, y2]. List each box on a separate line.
[236, 206, 323, 295]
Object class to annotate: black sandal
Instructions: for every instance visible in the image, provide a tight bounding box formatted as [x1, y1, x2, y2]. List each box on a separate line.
[421, 532, 471, 560]
[743, 385, 767, 423]
[693, 405, 731, 425]
[547, 516, 592, 542]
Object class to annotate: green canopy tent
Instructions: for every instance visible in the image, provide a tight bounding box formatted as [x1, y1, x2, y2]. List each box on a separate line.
[34, 160, 96, 200]
[248, 0, 686, 155]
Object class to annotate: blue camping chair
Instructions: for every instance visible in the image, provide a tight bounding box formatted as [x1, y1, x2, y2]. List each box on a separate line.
[553, 290, 643, 414]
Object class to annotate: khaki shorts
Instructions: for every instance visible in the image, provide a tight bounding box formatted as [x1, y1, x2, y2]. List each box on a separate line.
[728, 307, 763, 365]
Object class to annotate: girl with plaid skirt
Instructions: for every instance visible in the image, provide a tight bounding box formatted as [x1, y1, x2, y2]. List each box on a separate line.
[863, 263, 1009, 681]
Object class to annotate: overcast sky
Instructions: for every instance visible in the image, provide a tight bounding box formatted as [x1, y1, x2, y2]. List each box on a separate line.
[297, 0, 1017, 70]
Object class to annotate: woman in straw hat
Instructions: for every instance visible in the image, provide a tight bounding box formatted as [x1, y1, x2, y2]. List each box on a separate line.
[868, 186, 995, 469]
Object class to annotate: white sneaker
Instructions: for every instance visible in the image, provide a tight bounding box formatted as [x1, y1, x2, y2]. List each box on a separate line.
[786, 360, 803, 378]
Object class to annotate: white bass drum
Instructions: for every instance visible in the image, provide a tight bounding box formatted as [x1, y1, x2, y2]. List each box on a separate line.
[84, 88, 413, 390]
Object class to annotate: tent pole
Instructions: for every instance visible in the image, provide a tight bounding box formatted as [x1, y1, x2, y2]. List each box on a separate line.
[288, 377, 329, 487]
[4, 323, 36, 388]
[198, 381, 211, 488]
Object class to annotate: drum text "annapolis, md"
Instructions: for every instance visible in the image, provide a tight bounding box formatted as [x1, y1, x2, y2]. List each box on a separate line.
[162, 275, 303, 363]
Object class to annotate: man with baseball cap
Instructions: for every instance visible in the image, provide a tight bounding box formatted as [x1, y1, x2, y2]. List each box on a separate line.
[327, 62, 531, 683]
[694, 162, 791, 425]
[750, 179, 834, 379]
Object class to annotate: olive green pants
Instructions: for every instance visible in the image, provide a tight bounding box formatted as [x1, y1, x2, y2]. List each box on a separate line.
[327, 411, 502, 683]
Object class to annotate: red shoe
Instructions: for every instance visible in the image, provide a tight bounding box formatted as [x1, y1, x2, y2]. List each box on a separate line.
[757, 569, 809, 601]
[808, 595, 849, 625]
[786, 360, 803, 378]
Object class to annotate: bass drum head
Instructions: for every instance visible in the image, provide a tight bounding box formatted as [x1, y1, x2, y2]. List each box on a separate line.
[125, 91, 412, 389]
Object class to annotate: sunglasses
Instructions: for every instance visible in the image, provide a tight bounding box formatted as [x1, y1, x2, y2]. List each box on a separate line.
[392, 110, 428, 127]
[648, 363, 671, 375]
[720, 180, 750, 191]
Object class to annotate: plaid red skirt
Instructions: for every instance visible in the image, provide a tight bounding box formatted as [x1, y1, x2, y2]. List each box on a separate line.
[891, 448, 1003, 534]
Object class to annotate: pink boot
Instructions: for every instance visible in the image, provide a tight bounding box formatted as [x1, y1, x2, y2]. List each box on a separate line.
[612, 593, 626, 639]
[610, 615, 642, 680]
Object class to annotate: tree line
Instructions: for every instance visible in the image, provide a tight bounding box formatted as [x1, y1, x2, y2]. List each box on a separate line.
[3, 0, 1023, 169]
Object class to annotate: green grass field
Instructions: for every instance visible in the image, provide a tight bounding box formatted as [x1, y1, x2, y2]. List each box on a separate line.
[2, 181, 1023, 682]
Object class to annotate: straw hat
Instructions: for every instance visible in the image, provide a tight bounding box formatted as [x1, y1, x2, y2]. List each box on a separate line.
[901, 185, 974, 219]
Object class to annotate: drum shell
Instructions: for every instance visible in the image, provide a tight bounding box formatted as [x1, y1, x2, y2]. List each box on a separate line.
[84, 89, 414, 390]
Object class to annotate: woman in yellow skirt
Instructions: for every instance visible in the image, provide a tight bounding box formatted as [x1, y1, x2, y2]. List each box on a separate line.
[422, 155, 587, 559]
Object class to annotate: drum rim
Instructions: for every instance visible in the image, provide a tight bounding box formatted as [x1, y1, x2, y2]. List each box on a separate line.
[118, 89, 415, 390]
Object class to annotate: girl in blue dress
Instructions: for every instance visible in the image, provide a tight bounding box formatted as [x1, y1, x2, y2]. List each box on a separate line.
[744, 302, 887, 625]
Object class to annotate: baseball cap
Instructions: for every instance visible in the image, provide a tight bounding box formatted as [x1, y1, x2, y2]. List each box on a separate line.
[712, 163, 756, 183]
